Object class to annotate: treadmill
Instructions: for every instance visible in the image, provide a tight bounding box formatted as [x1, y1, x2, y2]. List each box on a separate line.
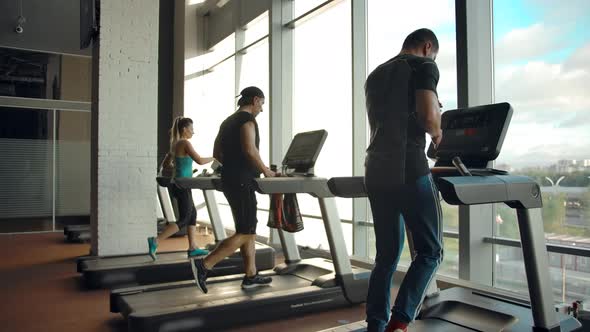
[318, 103, 581, 331]
[64, 224, 91, 243]
[76, 176, 275, 289]
[109, 130, 371, 332]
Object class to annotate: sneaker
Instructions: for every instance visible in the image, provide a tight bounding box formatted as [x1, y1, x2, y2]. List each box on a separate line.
[241, 273, 273, 289]
[147, 237, 158, 261]
[187, 248, 209, 258]
[385, 320, 407, 332]
[191, 259, 209, 293]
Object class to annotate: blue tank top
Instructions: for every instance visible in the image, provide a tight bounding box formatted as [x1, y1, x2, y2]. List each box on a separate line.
[175, 156, 193, 178]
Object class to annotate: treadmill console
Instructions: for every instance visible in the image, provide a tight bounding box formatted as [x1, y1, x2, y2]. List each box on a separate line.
[282, 129, 328, 175]
[428, 102, 513, 169]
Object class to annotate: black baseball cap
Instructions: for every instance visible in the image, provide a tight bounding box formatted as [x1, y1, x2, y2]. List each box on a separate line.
[239, 86, 265, 99]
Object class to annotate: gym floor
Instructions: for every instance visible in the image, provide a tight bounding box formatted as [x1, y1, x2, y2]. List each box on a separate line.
[0, 230, 383, 331]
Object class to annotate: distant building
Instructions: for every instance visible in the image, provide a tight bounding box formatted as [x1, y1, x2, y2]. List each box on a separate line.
[556, 160, 590, 173]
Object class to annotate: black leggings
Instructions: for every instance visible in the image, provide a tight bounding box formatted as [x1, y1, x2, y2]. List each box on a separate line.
[169, 185, 197, 229]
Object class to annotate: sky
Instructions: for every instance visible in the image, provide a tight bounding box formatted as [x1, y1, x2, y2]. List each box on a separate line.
[493, 0, 590, 168]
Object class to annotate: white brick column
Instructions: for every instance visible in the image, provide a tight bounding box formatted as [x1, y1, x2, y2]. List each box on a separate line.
[91, 0, 159, 256]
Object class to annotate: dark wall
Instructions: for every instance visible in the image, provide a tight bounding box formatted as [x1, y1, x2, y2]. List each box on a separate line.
[0, 0, 91, 56]
[158, 0, 174, 166]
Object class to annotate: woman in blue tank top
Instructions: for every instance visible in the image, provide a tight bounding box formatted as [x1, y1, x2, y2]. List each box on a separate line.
[147, 117, 215, 260]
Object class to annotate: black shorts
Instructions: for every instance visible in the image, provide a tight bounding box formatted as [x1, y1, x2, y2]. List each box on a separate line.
[169, 185, 197, 228]
[223, 182, 258, 235]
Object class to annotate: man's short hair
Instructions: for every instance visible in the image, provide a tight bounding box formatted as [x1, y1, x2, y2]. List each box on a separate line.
[402, 28, 439, 52]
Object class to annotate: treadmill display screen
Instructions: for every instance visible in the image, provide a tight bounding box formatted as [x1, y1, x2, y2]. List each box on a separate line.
[431, 102, 513, 162]
[282, 130, 328, 172]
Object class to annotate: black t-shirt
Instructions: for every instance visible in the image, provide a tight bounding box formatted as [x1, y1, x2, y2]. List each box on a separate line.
[216, 111, 260, 184]
[364, 54, 439, 188]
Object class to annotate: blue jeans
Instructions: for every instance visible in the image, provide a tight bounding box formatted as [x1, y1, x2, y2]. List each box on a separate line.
[365, 174, 443, 332]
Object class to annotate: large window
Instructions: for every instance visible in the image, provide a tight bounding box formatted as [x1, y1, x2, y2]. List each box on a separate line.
[243, 13, 269, 46]
[367, 0, 458, 276]
[185, 34, 237, 232]
[493, 0, 590, 303]
[292, 0, 353, 253]
[237, 38, 271, 238]
[185, 30, 274, 238]
[0, 47, 91, 233]
[0, 48, 91, 102]
[237, 39, 270, 169]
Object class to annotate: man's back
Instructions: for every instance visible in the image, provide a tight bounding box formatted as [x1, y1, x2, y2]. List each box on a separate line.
[365, 54, 439, 188]
[216, 111, 260, 182]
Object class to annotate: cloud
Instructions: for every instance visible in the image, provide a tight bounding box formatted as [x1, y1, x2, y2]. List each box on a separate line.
[526, 0, 590, 22]
[494, 23, 565, 63]
[367, 0, 455, 69]
[564, 43, 590, 72]
[495, 42, 590, 167]
[495, 43, 590, 124]
[555, 111, 590, 129]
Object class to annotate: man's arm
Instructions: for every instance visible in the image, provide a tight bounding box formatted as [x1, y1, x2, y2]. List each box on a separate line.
[415, 89, 442, 146]
[213, 134, 223, 163]
[414, 61, 442, 146]
[240, 122, 275, 178]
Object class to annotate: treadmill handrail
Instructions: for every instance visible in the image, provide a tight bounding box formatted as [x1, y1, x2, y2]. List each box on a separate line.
[327, 175, 543, 209]
[174, 176, 219, 190]
[252, 176, 359, 284]
[436, 175, 543, 209]
[327, 176, 366, 198]
[253, 177, 334, 198]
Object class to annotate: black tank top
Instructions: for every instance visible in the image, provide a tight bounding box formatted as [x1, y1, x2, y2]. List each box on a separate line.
[216, 111, 260, 183]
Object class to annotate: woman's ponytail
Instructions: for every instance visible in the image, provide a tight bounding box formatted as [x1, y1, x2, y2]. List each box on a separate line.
[169, 116, 182, 155]
[169, 116, 194, 155]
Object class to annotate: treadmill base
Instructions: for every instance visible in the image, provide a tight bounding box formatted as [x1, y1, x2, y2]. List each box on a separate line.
[79, 243, 275, 289]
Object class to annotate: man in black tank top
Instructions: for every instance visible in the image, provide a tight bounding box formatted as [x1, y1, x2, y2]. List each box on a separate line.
[364, 29, 444, 332]
[191, 87, 277, 293]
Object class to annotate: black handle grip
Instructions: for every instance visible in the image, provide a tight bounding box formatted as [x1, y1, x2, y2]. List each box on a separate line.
[452, 156, 472, 176]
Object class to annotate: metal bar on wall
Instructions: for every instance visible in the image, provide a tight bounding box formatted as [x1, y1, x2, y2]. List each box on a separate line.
[0, 96, 91, 112]
[284, 0, 340, 29]
[484, 236, 590, 258]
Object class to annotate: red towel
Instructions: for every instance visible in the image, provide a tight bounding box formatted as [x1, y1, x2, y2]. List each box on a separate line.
[267, 194, 304, 233]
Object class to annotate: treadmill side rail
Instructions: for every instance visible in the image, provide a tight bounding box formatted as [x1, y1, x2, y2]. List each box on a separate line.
[202, 189, 227, 241]
[174, 176, 218, 190]
[254, 177, 334, 198]
[516, 208, 560, 331]
[437, 175, 542, 209]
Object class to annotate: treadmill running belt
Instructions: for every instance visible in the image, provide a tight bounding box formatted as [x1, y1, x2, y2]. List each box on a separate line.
[83, 251, 189, 269]
[319, 319, 476, 332]
[119, 273, 309, 316]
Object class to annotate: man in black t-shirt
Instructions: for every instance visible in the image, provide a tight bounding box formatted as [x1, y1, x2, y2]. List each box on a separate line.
[191, 86, 276, 293]
[364, 29, 444, 332]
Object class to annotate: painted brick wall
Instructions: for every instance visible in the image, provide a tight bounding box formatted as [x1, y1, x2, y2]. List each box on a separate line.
[91, 0, 159, 255]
